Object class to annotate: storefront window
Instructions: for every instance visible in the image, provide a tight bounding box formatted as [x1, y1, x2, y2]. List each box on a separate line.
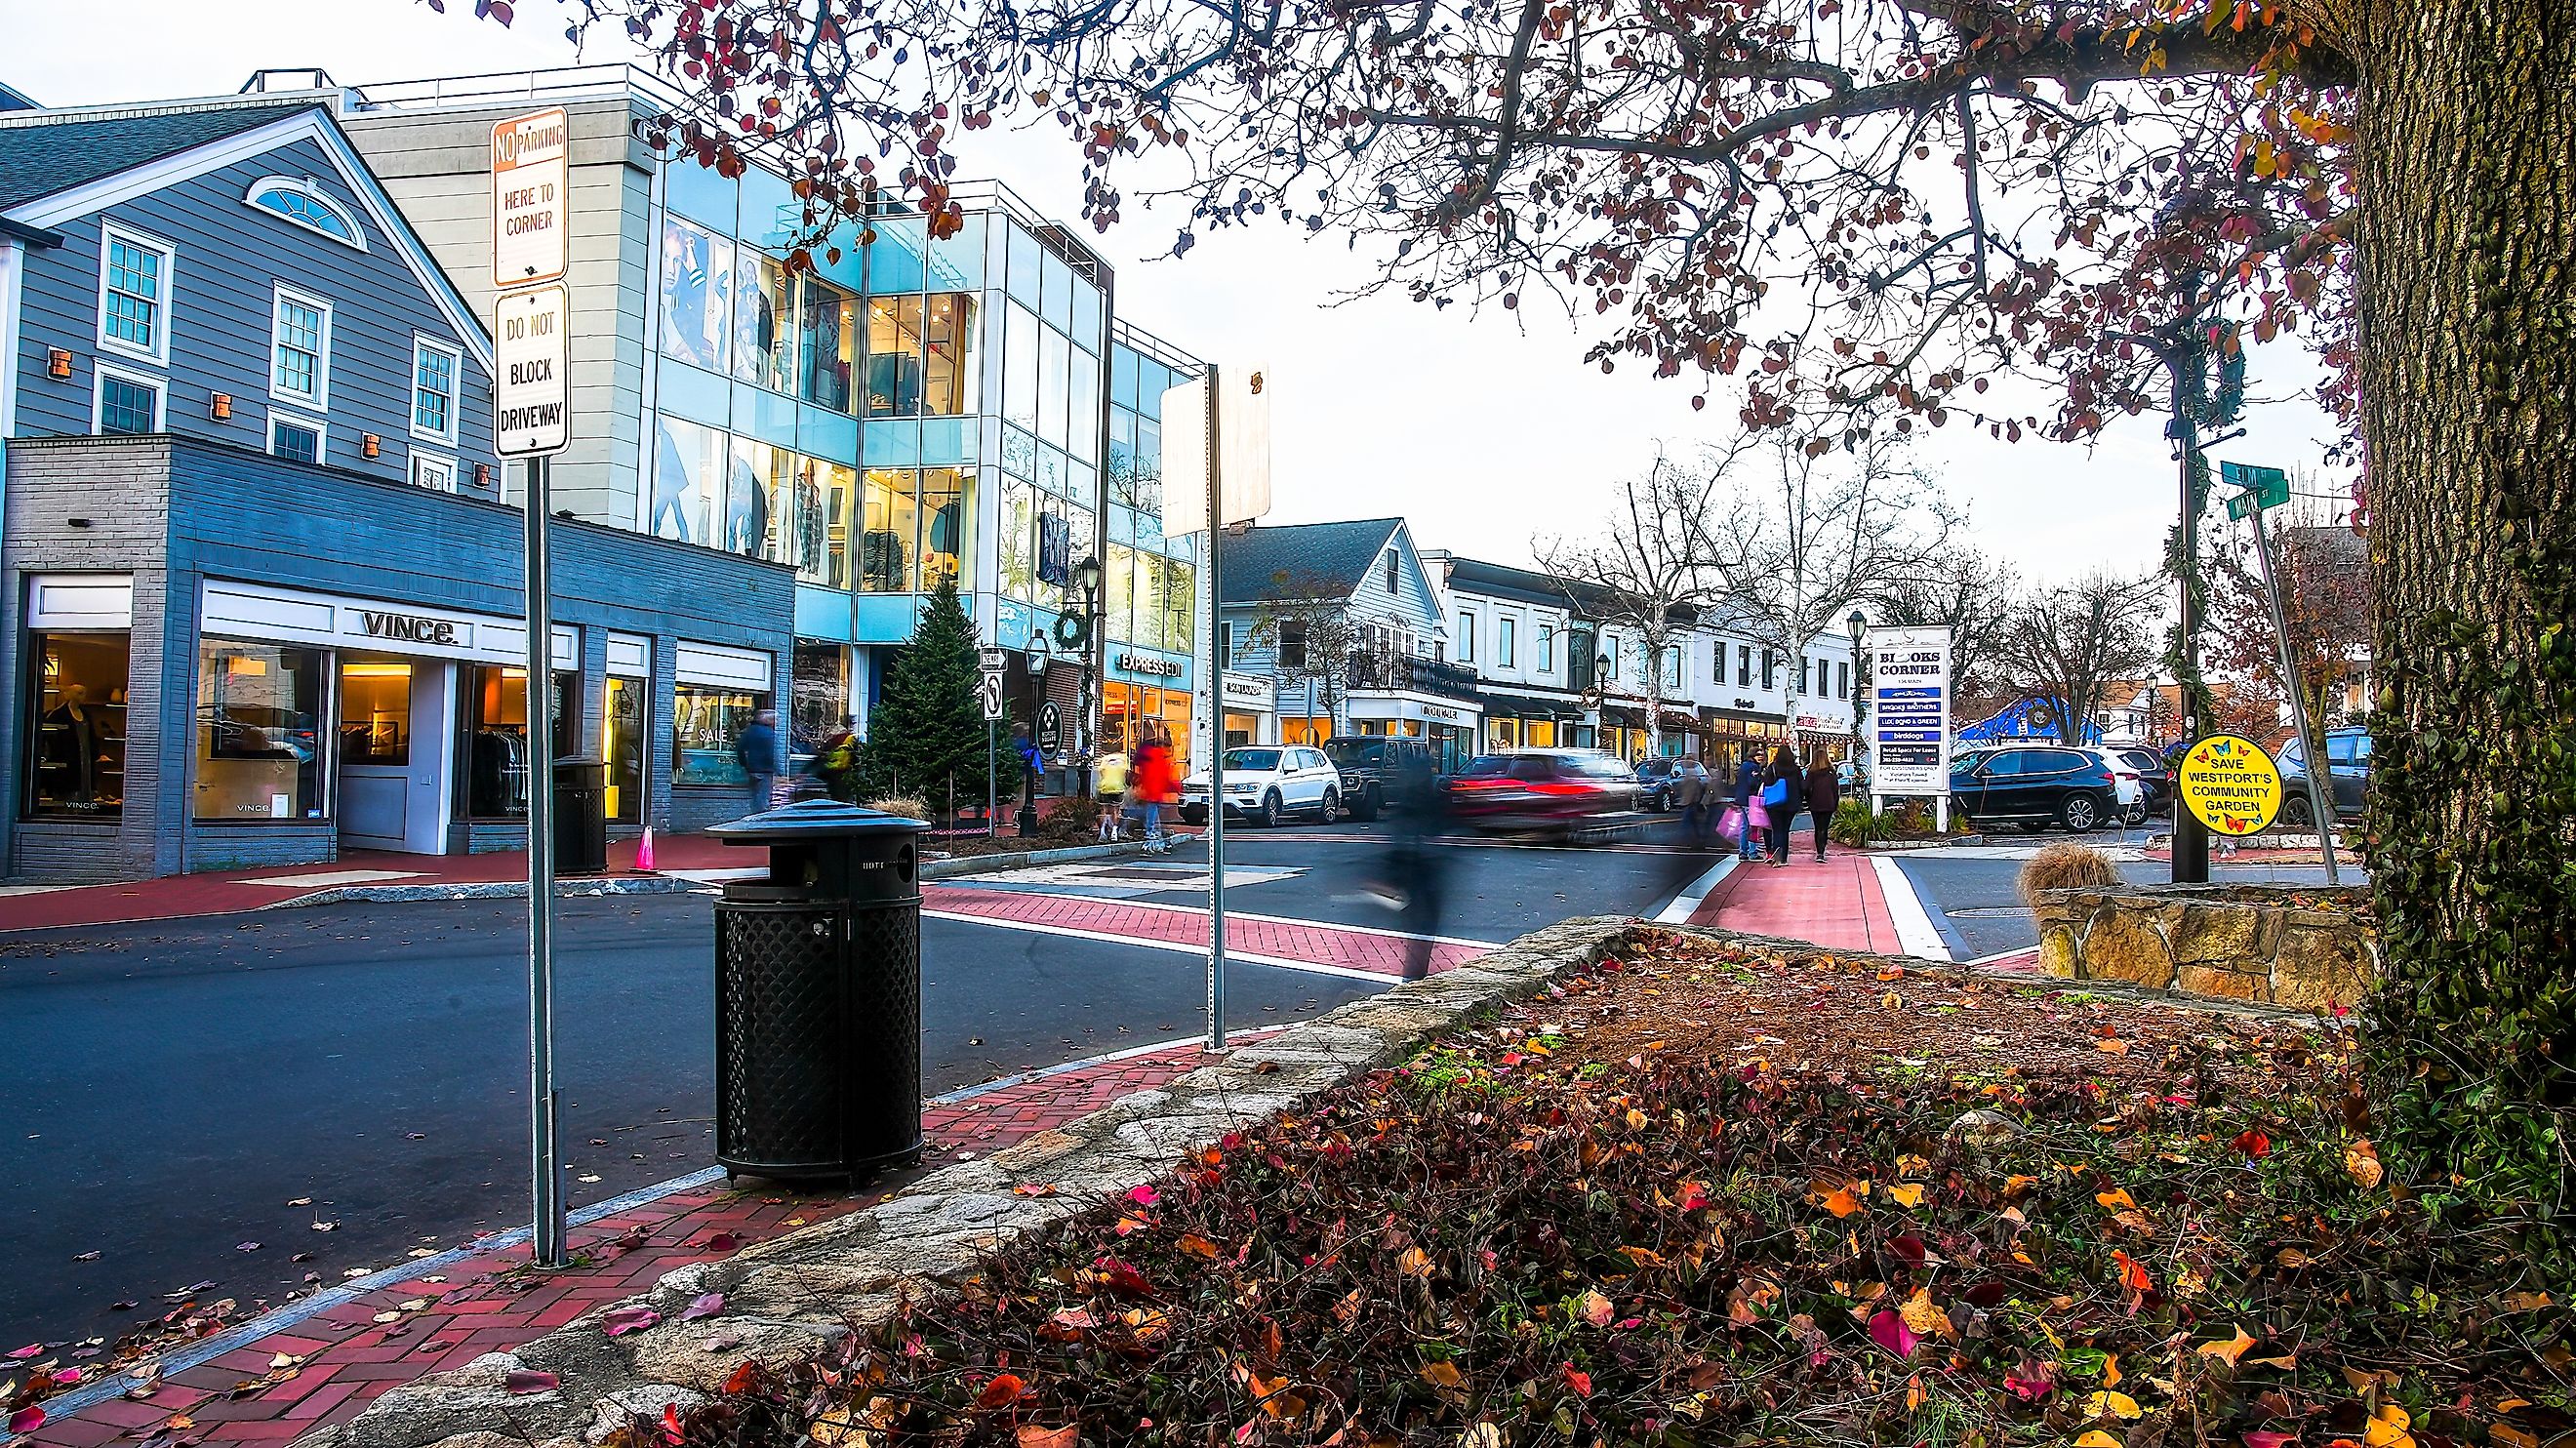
[603, 674, 647, 825]
[1157, 558, 1195, 657]
[865, 295, 925, 417]
[658, 217, 732, 373]
[1158, 687, 1193, 773]
[817, 461, 856, 588]
[923, 294, 977, 415]
[1105, 544, 1136, 647]
[998, 478, 1036, 601]
[193, 641, 324, 822]
[861, 467, 919, 592]
[463, 664, 578, 820]
[339, 662, 412, 765]
[801, 275, 855, 412]
[919, 467, 974, 591]
[1038, 326, 1070, 450]
[651, 416, 725, 547]
[22, 633, 130, 818]
[672, 686, 763, 786]
[789, 644, 849, 747]
[736, 250, 793, 392]
[727, 437, 795, 564]
[1003, 302, 1039, 434]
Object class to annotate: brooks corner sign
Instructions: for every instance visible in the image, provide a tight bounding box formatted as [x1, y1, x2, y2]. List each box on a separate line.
[495, 285, 570, 457]
[490, 107, 569, 290]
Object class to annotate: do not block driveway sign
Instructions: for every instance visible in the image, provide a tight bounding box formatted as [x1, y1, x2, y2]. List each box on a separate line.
[496, 284, 570, 458]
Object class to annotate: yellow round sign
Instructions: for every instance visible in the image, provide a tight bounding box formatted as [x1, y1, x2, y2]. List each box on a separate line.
[2177, 733, 2285, 836]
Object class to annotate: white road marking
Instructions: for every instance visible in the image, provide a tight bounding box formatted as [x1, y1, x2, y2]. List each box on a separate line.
[922, 909, 1409, 984]
[235, 868, 426, 887]
[1653, 856, 1740, 924]
[1870, 854, 1954, 960]
[930, 885, 1500, 948]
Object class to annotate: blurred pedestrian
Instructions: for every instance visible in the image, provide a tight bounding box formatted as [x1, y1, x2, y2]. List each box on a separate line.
[1762, 744, 1802, 865]
[736, 709, 785, 810]
[1095, 744, 1130, 841]
[1805, 747, 1842, 863]
[812, 713, 859, 802]
[1674, 759, 1711, 847]
[1732, 746, 1763, 861]
[1130, 726, 1178, 853]
[1382, 748, 1449, 980]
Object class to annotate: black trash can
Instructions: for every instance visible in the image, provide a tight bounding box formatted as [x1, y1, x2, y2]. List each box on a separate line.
[706, 799, 930, 1183]
[552, 758, 608, 876]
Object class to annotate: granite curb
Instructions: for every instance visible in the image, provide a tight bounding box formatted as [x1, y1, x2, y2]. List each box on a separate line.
[293, 914, 1634, 1448]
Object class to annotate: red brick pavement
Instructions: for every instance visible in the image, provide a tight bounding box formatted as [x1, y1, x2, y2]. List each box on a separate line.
[12, 1037, 1270, 1448]
[925, 887, 1485, 975]
[1684, 854, 1901, 953]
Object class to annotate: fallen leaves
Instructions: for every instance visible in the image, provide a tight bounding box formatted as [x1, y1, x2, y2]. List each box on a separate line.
[2344, 1139, 2384, 1189]
[2196, 1325, 2259, 1365]
[504, 1369, 560, 1394]
[600, 1307, 662, 1338]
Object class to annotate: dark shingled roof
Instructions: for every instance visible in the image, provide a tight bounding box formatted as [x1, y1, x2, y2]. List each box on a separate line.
[0, 102, 316, 214]
[1218, 518, 1404, 604]
[1443, 555, 1582, 609]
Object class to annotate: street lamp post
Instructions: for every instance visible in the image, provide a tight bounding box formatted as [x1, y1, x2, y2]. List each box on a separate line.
[1020, 635, 1049, 836]
[1845, 609, 1868, 775]
[1072, 556, 1105, 784]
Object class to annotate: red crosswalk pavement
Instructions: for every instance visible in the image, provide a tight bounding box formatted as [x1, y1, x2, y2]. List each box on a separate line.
[923, 886, 1487, 976]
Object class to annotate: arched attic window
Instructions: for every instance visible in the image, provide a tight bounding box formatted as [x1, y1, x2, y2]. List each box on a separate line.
[244, 176, 367, 251]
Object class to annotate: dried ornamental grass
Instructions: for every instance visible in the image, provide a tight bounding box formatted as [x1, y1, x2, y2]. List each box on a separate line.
[2017, 841, 2121, 908]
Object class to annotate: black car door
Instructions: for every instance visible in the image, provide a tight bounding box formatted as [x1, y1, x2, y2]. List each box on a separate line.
[2014, 748, 2083, 817]
[1961, 749, 2022, 816]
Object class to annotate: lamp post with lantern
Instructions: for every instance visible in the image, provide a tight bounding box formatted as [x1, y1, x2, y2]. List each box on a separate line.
[1845, 609, 1869, 780]
[1019, 633, 1050, 836]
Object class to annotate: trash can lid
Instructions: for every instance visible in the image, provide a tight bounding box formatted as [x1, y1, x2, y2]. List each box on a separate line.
[707, 797, 930, 844]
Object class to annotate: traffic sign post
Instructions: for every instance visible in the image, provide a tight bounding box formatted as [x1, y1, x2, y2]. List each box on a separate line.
[2221, 461, 2291, 520]
[493, 106, 572, 1271]
[2221, 460, 2339, 880]
[980, 651, 1006, 839]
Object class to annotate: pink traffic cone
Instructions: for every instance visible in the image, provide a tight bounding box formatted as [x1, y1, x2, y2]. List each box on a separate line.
[634, 825, 657, 873]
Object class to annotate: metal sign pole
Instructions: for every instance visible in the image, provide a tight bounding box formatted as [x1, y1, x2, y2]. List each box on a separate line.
[524, 455, 564, 1268]
[2245, 500, 2340, 881]
[1204, 366, 1228, 1052]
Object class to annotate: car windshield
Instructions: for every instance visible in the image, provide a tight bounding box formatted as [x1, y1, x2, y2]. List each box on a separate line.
[1223, 748, 1283, 771]
[1321, 739, 1377, 766]
[1456, 755, 1514, 778]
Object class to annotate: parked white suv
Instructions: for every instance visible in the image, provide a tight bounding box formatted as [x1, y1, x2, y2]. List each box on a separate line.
[1180, 746, 1346, 827]
[2080, 747, 2149, 825]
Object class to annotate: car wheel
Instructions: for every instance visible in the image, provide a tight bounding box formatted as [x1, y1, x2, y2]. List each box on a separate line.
[2123, 800, 2148, 826]
[2282, 794, 2315, 828]
[2060, 792, 2103, 833]
[1180, 808, 1207, 826]
[1257, 792, 1282, 828]
[1351, 786, 1382, 823]
[1317, 788, 1341, 825]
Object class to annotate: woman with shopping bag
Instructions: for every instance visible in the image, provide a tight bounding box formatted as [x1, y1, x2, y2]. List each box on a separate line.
[1760, 744, 1803, 865]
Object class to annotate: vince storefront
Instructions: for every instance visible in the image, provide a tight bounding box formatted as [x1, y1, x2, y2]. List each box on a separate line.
[2, 436, 794, 881]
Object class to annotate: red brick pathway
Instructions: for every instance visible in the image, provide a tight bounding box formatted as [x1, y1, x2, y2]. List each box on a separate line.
[925, 887, 1485, 976]
[1684, 854, 1901, 953]
[10, 1038, 1263, 1448]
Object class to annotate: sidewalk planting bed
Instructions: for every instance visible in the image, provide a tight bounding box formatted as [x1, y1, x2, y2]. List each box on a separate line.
[657, 930, 2561, 1448]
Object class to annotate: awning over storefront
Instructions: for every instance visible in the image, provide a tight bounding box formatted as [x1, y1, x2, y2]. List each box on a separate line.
[1477, 688, 1587, 719]
[1348, 693, 1484, 728]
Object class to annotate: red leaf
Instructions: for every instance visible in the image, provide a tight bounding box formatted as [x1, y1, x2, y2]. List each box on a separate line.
[10, 1406, 47, 1435]
[2233, 1129, 2272, 1159]
[2244, 1434, 2300, 1448]
[601, 1306, 662, 1337]
[1562, 1366, 1592, 1397]
[721, 1361, 757, 1395]
[504, 1370, 559, 1394]
[661, 1403, 683, 1445]
[978, 1373, 1027, 1409]
[1126, 1185, 1160, 1208]
[699, 1232, 741, 1253]
[1018, 1428, 1078, 1448]
[679, 1293, 725, 1322]
[1868, 1309, 1920, 1359]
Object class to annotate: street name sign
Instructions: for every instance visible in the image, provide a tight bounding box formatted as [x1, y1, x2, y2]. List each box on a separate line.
[495, 284, 570, 457]
[2177, 733, 2285, 835]
[2220, 461, 2291, 520]
[490, 107, 569, 290]
[1865, 624, 1952, 795]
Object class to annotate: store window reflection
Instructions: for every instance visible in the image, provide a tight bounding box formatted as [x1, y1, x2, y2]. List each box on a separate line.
[464, 664, 578, 820]
[672, 686, 762, 786]
[865, 296, 925, 417]
[652, 416, 725, 546]
[657, 218, 732, 373]
[603, 674, 646, 825]
[919, 468, 974, 590]
[23, 633, 129, 818]
[998, 477, 1036, 600]
[800, 276, 855, 412]
[923, 294, 977, 415]
[193, 641, 324, 822]
[735, 250, 792, 391]
[726, 437, 791, 563]
[861, 467, 918, 592]
[339, 663, 412, 766]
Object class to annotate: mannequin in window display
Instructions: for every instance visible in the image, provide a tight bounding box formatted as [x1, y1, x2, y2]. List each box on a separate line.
[722, 449, 770, 556]
[795, 464, 826, 577]
[660, 225, 720, 370]
[40, 681, 113, 808]
[651, 423, 695, 543]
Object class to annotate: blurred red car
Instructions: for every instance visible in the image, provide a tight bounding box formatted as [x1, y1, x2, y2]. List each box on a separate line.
[1442, 749, 1642, 836]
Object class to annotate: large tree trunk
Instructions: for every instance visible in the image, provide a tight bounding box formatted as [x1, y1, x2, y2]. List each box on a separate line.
[2346, 0, 2574, 1221]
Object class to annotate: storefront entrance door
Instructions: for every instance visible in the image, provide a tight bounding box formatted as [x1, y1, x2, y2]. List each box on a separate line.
[337, 658, 452, 854]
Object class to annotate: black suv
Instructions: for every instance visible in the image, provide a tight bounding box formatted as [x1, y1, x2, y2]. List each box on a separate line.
[2274, 727, 2371, 825]
[1950, 744, 2119, 832]
[2115, 746, 2174, 816]
[1322, 737, 1440, 821]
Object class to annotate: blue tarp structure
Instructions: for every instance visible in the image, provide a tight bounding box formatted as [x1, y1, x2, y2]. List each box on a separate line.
[1955, 695, 2104, 746]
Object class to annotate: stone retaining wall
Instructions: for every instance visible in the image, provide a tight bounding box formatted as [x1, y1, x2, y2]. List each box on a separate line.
[2032, 883, 2377, 1012]
[299, 916, 1634, 1448]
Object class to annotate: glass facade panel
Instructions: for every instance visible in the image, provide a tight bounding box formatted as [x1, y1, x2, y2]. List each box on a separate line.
[1002, 302, 1039, 433]
[737, 165, 798, 250]
[603, 674, 646, 825]
[651, 415, 724, 546]
[1105, 543, 1136, 647]
[194, 640, 324, 821]
[658, 217, 733, 372]
[1038, 326, 1069, 449]
[1038, 445, 1067, 498]
[1111, 344, 1140, 412]
[860, 467, 918, 592]
[866, 217, 927, 293]
[1067, 346, 1100, 462]
[816, 460, 856, 587]
[1042, 251, 1073, 333]
[998, 477, 1036, 600]
[865, 295, 925, 417]
[1000, 423, 1035, 480]
[799, 273, 855, 411]
[1004, 221, 1042, 309]
[926, 212, 984, 290]
[923, 294, 977, 415]
[920, 416, 976, 464]
[1070, 275, 1103, 352]
[664, 161, 738, 230]
[22, 632, 129, 817]
[340, 663, 412, 766]
[671, 685, 761, 787]
[735, 250, 793, 390]
[1139, 360, 1168, 420]
[726, 436, 792, 563]
[919, 467, 974, 591]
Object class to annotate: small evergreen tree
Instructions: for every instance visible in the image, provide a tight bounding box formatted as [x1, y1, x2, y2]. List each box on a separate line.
[856, 578, 996, 821]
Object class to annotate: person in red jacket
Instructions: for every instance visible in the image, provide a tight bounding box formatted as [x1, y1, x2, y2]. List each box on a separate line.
[1129, 727, 1179, 854]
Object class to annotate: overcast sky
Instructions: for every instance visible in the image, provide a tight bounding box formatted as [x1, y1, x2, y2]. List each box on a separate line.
[9, 0, 2357, 587]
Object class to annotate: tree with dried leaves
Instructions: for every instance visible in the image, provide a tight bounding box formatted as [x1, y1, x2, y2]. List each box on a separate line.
[2207, 491, 2372, 739]
[1242, 570, 1362, 737]
[1870, 547, 2021, 711]
[1995, 571, 2167, 745]
[1534, 448, 1747, 757]
[473, 0, 2574, 1269]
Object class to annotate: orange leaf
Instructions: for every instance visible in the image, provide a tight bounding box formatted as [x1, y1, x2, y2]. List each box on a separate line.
[1420, 1360, 1465, 1389]
[2096, 1187, 2138, 1212]
[2197, 1326, 2259, 1364]
[721, 1360, 757, 1394]
[1821, 1187, 1862, 1218]
[1177, 1233, 1221, 1260]
[2111, 1249, 2154, 1293]
[977, 1373, 1027, 1409]
[1018, 1428, 1079, 1448]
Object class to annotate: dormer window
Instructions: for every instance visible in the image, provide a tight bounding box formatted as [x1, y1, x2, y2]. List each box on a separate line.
[245, 177, 366, 251]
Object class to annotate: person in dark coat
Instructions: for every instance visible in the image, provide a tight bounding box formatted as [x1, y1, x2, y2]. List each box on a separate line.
[735, 710, 784, 810]
[1732, 747, 1763, 861]
[1761, 744, 1803, 865]
[1673, 762, 1711, 847]
[1804, 748, 1843, 863]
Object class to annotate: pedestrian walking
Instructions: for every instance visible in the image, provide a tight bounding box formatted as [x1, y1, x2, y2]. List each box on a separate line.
[735, 709, 785, 810]
[1805, 748, 1842, 863]
[1381, 749, 1449, 980]
[1761, 744, 1802, 865]
[812, 713, 859, 803]
[1095, 745, 1130, 841]
[1732, 746, 1764, 861]
[1130, 726, 1178, 853]
[1674, 762, 1711, 847]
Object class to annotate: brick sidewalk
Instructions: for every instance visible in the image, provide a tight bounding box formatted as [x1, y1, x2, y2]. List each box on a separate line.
[1684, 854, 1902, 953]
[9, 1037, 1264, 1448]
[924, 887, 1487, 976]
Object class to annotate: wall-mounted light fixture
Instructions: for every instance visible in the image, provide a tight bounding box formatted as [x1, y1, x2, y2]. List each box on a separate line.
[361, 433, 382, 459]
[210, 392, 234, 421]
[474, 463, 493, 488]
[47, 349, 72, 379]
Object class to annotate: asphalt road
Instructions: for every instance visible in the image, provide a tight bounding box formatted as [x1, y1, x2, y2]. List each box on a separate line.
[1892, 849, 2360, 958]
[0, 890, 1382, 1353]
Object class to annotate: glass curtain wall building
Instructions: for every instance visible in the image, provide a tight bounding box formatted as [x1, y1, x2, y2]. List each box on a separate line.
[1097, 321, 1204, 769]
